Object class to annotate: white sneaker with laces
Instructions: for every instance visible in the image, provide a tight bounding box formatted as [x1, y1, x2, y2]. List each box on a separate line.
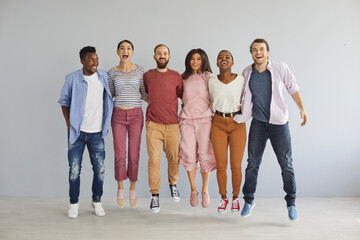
[150, 195, 160, 213]
[169, 184, 180, 202]
[217, 198, 229, 213]
[68, 203, 79, 219]
[91, 201, 105, 217]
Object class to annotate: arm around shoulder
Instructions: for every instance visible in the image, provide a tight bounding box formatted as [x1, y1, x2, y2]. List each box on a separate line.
[204, 71, 215, 80]
[138, 66, 148, 100]
[177, 73, 183, 99]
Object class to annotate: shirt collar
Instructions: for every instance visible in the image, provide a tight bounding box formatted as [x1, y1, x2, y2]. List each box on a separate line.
[79, 69, 104, 82]
[251, 60, 272, 72]
[266, 60, 273, 71]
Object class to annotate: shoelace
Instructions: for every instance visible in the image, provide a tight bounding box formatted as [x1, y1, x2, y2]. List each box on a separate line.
[232, 200, 239, 208]
[171, 187, 178, 196]
[219, 199, 227, 208]
[151, 197, 158, 207]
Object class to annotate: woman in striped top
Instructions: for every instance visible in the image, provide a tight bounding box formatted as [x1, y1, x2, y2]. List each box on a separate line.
[108, 40, 148, 208]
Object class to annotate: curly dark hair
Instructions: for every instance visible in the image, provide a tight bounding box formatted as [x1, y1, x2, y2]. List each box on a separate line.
[79, 46, 96, 60]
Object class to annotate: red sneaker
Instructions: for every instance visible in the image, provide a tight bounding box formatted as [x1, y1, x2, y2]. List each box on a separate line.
[217, 198, 229, 213]
[231, 198, 240, 213]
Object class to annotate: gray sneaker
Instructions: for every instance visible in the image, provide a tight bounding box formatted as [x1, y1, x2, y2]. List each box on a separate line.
[169, 184, 180, 202]
[150, 195, 160, 213]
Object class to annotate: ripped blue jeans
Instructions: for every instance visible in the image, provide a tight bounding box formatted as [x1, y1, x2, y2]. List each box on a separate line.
[68, 131, 105, 204]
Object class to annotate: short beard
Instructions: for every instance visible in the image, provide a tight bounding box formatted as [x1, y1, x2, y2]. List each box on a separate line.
[156, 60, 169, 69]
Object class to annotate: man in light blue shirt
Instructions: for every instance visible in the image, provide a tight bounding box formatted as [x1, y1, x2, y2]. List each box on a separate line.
[58, 46, 113, 219]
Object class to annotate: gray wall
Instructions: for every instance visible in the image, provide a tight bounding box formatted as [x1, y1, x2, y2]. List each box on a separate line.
[1, 0, 359, 199]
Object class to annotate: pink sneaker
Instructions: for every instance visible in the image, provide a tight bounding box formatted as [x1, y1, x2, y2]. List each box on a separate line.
[201, 192, 210, 208]
[217, 198, 229, 213]
[190, 190, 199, 207]
[231, 198, 240, 213]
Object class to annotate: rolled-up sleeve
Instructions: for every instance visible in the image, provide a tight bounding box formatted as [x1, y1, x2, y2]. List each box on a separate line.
[282, 63, 299, 95]
[58, 78, 71, 107]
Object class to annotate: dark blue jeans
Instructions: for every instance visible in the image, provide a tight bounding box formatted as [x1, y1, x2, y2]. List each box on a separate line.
[242, 119, 296, 207]
[68, 131, 105, 204]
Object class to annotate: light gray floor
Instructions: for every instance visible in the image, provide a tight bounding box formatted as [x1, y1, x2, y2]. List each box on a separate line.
[0, 197, 359, 240]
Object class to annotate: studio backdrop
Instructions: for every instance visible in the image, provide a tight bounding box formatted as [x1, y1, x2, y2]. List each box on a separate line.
[0, 0, 359, 198]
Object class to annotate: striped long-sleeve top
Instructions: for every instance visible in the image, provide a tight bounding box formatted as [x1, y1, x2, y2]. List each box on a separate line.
[108, 65, 147, 108]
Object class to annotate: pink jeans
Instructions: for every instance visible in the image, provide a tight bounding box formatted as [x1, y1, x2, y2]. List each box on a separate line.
[111, 107, 144, 182]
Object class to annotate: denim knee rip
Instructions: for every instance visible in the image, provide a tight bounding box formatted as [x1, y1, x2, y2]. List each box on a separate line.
[70, 160, 80, 181]
[91, 152, 105, 181]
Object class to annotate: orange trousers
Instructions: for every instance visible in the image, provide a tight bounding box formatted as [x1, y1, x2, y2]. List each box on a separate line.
[211, 114, 246, 196]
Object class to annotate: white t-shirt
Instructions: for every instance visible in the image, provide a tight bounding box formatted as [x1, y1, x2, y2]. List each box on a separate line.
[208, 75, 245, 113]
[80, 72, 104, 133]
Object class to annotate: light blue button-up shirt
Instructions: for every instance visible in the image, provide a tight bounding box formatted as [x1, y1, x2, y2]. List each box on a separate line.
[58, 68, 113, 144]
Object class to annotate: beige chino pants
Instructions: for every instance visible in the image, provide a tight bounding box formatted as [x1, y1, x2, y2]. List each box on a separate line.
[146, 121, 180, 194]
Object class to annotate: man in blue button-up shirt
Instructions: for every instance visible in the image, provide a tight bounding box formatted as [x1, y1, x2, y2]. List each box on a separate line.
[58, 46, 113, 219]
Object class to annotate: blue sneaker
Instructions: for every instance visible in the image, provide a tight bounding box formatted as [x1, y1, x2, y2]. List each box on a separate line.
[288, 205, 298, 222]
[241, 201, 255, 217]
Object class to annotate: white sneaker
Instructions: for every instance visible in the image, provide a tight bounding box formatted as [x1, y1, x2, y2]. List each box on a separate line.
[91, 201, 105, 217]
[68, 203, 79, 219]
[150, 195, 160, 213]
[169, 184, 180, 202]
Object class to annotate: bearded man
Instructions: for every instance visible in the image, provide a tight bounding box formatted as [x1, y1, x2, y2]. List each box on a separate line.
[143, 44, 183, 213]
